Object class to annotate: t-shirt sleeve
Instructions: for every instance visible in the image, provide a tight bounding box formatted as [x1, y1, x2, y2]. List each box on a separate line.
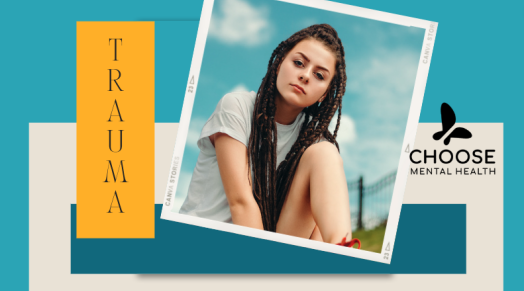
[196, 93, 250, 155]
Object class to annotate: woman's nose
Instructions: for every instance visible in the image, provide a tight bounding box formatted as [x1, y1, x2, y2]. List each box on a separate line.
[299, 73, 309, 84]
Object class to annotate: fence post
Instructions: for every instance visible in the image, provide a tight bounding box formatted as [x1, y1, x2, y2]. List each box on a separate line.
[357, 176, 363, 230]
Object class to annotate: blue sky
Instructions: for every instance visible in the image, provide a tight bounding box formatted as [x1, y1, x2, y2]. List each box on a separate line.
[173, 0, 425, 212]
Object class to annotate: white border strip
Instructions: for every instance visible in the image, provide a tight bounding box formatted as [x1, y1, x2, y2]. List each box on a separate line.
[162, 0, 438, 264]
[161, 0, 215, 219]
[381, 21, 438, 262]
[280, 0, 430, 28]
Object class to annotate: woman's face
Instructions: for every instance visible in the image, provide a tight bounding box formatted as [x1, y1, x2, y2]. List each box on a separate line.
[276, 39, 336, 110]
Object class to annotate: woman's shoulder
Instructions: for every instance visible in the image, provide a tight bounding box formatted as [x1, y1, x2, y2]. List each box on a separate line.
[215, 90, 256, 120]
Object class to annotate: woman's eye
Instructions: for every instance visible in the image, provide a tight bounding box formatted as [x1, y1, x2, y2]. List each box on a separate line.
[293, 60, 303, 67]
[315, 72, 325, 80]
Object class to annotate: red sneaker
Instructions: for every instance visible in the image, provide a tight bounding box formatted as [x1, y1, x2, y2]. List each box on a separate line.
[337, 237, 361, 249]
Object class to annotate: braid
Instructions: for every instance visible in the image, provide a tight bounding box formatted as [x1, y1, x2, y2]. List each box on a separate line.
[247, 24, 347, 231]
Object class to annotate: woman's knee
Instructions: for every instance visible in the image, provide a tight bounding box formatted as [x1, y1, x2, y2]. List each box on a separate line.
[302, 141, 343, 170]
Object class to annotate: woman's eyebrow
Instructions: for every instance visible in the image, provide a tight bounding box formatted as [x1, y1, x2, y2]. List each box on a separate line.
[296, 52, 330, 73]
[297, 52, 310, 62]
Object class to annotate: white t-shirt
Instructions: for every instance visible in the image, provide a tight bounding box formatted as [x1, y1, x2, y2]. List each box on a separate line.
[179, 91, 305, 222]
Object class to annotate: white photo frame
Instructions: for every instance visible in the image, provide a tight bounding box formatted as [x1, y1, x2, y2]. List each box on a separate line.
[161, 0, 437, 264]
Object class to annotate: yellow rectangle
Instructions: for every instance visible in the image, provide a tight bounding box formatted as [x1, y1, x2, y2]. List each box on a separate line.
[77, 22, 155, 238]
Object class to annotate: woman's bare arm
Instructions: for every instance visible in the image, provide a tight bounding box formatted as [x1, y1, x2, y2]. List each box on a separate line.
[211, 132, 264, 230]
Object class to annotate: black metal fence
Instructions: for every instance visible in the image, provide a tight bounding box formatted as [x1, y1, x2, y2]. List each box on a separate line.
[348, 171, 397, 231]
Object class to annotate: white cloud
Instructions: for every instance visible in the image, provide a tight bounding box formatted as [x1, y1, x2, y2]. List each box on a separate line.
[352, 137, 403, 183]
[329, 113, 356, 145]
[300, 17, 319, 29]
[229, 83, 249, 92]
[342, 49, 419, 181]
[347, 50, 419, 116]
[330, 48, 421, 183]
[327, 113, 357, 179]
[209, 0, 272, 46]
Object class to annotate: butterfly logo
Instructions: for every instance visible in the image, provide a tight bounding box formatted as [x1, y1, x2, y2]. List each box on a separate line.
[433, 103, 472, 145]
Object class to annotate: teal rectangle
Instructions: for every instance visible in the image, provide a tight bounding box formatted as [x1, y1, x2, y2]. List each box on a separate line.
[71, 204, 466, 274]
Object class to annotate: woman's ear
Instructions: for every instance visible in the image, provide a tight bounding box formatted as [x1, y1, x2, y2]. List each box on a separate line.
[319, 88, 330, 102]
[320, 82, 336, 102]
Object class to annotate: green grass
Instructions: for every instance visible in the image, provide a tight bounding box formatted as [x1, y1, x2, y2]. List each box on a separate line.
[352, 225, 386, 253]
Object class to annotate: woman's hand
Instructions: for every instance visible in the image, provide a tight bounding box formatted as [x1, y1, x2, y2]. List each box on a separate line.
[211, 132, 264, 230]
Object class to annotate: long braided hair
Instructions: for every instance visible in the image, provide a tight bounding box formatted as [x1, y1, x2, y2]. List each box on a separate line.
[247, 24, 347, 231]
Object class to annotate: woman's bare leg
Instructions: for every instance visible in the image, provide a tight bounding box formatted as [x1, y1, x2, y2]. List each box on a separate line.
[276, 141, 351, 244]
[309, 225, 323, 241]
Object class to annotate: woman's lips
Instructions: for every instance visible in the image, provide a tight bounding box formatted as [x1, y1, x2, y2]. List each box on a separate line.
[291, 84, 306, 95]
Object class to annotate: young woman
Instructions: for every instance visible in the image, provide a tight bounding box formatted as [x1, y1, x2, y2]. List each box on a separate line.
[180, 24, 359, 248]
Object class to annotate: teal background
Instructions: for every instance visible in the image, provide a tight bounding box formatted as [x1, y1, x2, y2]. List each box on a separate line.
[0, 0, 520, 289]
[156, 21, 198, 122]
